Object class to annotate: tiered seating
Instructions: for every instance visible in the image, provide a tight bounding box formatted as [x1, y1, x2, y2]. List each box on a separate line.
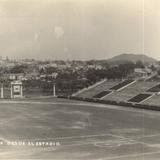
[110, 79, 134, 91]
[147, 84, 160, 92]
[143, 95, 160, 106]
[146, 74, 160, 82]
[103, 81, 156, 102]
[142, 83, 160, 106]
[76, 80, 118, 98]
[75, 79, 160, 106]
[128, 93, 152, 103]
[93, 91, 112, 99]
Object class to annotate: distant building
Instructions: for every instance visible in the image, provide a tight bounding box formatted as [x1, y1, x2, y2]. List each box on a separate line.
[4, 73, 25, 81]
[134, 67, 152, 78]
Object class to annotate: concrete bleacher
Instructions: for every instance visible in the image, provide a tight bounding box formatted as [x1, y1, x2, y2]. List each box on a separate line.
[109, 79, 135, 91]
[147, 84, 160, 92]
[76, 80, 118, 99]
[74, 78, 160, 107]
[142, 83, 160, 106]
[128, 93, 153, 103]
[102, 81, 156, 102]
[143, 94, 160, 106]
[93, 90, 112, 99]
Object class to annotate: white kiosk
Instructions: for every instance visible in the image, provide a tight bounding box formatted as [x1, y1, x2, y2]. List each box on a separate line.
[11, 81, 23, 98]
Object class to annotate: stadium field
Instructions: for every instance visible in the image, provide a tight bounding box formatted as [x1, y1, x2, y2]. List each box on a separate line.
[0, 98, 160, 159]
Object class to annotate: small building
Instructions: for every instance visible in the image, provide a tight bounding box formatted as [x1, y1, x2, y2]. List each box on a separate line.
[134, 67, 152, 78]
[4, 73, 25, 81]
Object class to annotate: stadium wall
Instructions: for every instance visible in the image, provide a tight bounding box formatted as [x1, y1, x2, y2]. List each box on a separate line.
[69, 96, 160, 111]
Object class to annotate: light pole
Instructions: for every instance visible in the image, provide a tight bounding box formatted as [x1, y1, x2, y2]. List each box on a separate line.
[1, 83, 4, 99]
[0, 78, 4, 99]
[52, 72, 58, 97]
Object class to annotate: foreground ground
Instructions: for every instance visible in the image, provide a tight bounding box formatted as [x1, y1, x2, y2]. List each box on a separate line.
[0, 98, 160, 159]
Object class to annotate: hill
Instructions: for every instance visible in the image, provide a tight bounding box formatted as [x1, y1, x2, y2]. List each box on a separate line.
[107, 54, 157, 64]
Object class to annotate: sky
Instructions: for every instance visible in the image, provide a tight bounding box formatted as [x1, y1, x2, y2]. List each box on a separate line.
[0, 0, 159, 60]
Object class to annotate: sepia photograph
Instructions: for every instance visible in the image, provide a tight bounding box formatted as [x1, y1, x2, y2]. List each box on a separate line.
[0, 0, 160, 159]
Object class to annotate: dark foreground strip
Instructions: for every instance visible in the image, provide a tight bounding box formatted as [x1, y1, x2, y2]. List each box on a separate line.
[68, 96, 160, 111]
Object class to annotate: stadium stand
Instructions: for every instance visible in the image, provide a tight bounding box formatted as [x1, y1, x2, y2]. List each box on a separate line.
[146, 74, 160, 82]
[74, 78, 160, 108]
[143, 94, 160, 106]
[109, 79, 135, 91]
[76, 80, 118, 99]
[147, 84, 160, 92]
[128, 93, 153, 103]
[142, 83, 160, 106]
[102, 81, 156, 102]
[93, 90, 112, 99]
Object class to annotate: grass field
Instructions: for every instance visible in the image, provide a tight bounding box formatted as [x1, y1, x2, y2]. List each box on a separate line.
[0, 98, 160, 159]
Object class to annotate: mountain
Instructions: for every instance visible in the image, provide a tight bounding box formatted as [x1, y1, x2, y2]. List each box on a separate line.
[107, 54, 157, 64]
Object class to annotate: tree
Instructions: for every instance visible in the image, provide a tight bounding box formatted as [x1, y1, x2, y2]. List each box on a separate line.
[10, 65, 29, 73]
[135, 61, 145, 68]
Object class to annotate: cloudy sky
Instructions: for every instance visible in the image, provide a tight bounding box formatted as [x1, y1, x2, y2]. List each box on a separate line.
[0, 0, 159, 60]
